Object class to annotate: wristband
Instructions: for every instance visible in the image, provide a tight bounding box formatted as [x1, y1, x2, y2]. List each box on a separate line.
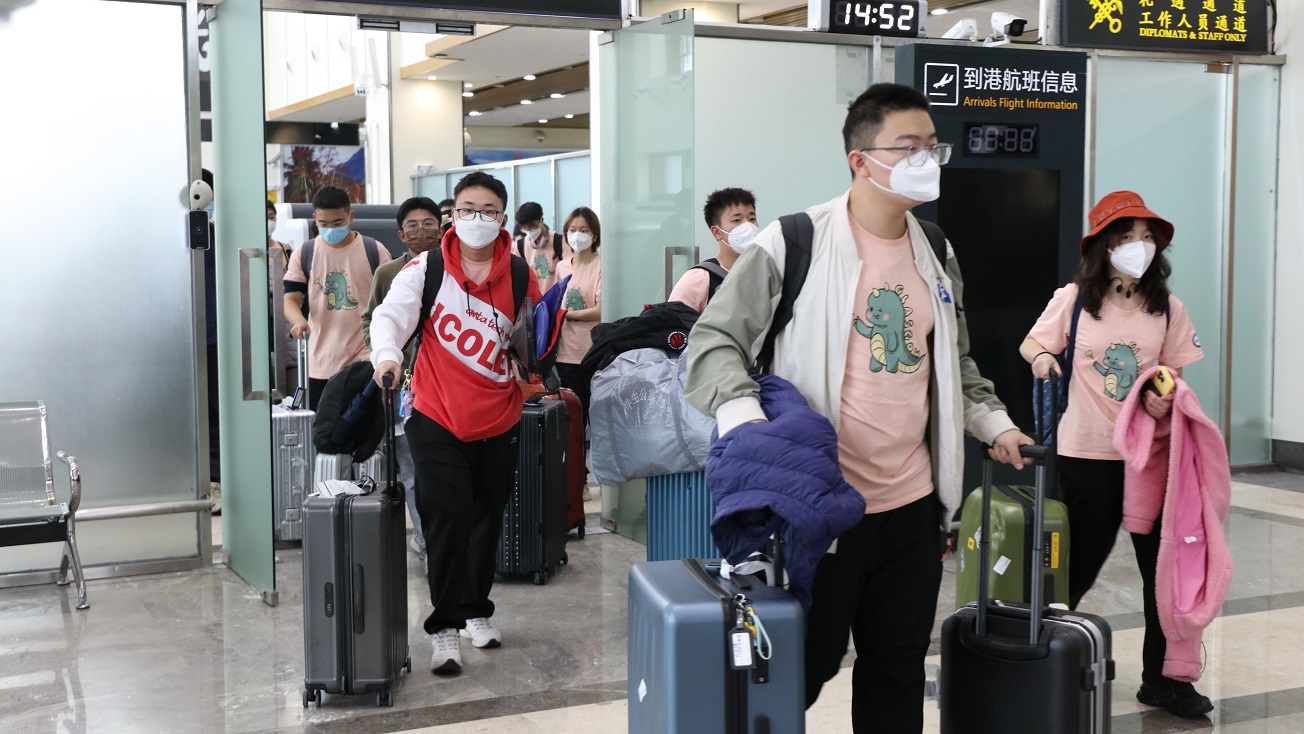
[1033, 351, 1054, 363]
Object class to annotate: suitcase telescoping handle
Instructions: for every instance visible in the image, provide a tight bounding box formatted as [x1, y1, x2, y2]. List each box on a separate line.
[381, 373, 399, 496]
[292, 336, 309, 410]
[975, 444, 1051, 646]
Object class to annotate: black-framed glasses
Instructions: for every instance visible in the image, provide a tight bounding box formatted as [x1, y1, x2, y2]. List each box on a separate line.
[859, 143, 953, 167]
[402, 219, 441, 233]
[453, 208, 503, 222]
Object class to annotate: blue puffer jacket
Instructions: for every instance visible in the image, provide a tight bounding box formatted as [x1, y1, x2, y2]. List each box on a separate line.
[707, 374, 866, 610]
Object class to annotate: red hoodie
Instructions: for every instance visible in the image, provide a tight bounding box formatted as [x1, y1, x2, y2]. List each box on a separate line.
[369, 229, 543, 442]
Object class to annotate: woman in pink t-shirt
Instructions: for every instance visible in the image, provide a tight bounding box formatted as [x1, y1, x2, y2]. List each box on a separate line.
[1021, 191, 1210, 718]
[554, 207, 603, 426]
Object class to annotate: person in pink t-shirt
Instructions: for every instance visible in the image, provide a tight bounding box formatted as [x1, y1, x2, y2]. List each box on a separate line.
[1022, 191, 1209, 718]
[668, 188, 759, 313]
[554, 207, 604, 424]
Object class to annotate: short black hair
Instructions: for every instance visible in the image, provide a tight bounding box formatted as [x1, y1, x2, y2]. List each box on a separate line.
[453, 172, 508, 210]
[397, 196, 441, 227]
[516, 202, 544, 225]
[842, 83, 931, 154]
[437, 198, 455, 211]
[312, 186, 352, 212]
[266, 200, 276, 215]
[703, 188, 757, 229]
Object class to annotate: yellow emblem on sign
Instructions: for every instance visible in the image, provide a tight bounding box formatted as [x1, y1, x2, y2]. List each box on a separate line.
[1050, 532, 1061, 569]
[968, 537, 976, 551]
[1088, 0, 1124, 33]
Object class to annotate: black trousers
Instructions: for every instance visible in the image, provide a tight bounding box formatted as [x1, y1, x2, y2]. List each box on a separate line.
[554, 362, 590, 429]
[405, 410, 520, 634]
[206, 343, 220, 482]
[804, 494, 944, 734]
[1060, 456, 1169, 685]
[308, 377, 328, 412]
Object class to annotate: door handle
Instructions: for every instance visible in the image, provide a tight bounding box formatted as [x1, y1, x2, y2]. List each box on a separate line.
[662, 246, 702, 300]
[238, 247, 265, 401]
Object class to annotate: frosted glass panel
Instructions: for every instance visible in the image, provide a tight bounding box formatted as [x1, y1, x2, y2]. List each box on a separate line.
[417, 173, 449, 200]
[1228, 64, 1279, 464]
[0, 0, 199, 573]
[600, 13, 695, 319]
[516, 161, 554, 231]
[1094, 58, 1227, 423]
[556, 155, 593, 232]
[695, 39, 867, 252]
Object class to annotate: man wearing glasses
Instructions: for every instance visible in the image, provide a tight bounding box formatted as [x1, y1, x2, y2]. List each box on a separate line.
[685, 83, 1031, 733]
[284, 185, 392, 408]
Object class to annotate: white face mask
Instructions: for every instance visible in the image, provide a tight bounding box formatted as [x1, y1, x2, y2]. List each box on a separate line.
[718, 221, 759, 254]
[863, 152, 942, 203]
[568, 231, 593, 252]
[523, 227, 543, 242]
[454, 216, 501, 249]
[267, 221, 277, 237]
[1109, 240, 1156, 279]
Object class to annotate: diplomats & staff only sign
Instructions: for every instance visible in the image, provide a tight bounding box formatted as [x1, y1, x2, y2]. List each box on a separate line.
[1061, 0, 1270, 55]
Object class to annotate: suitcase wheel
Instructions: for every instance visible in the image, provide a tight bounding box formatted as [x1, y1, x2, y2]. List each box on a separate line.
[576, 525, 586, 539]
[404, 656, 412, 673]
[561, 551, 569, 565]
[301, 689, 309, 709]
[376, 688, 393, 707]
[532, 569, 548, 585]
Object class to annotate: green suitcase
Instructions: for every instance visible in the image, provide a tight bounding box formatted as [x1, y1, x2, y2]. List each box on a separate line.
[955, 483, 1071, 607]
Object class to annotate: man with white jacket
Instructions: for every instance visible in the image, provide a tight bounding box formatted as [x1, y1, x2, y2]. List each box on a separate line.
[685, 83, 1032, 733]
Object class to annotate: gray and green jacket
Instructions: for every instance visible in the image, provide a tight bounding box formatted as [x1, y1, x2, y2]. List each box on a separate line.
[684, 189, 1017, 524]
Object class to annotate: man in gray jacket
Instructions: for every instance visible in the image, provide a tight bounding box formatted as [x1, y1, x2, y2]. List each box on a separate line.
[685, 83, 1032, 733]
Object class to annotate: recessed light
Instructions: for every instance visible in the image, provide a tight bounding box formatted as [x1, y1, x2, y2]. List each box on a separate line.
[930, 7, 948, 14]
[464, 82, 473, 88]
[550, 93, 565, 99]
[427, 75, 438, 81]
[520, 99, 533, 105]
[565, 114, 574, 119]
[462, 91, 474, 98]
[469, 110, 481, 116]
[523, 74, 536, 81]
[540, 119, 550, 124]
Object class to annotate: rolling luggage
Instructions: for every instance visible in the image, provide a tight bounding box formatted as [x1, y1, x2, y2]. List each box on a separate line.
[544, 388, 587, 538]
[272, 338, 314, 542]
[628, 558, 805, 734]
[301, 375, 410, 708]
[496, 399, 569, 585]
[939, 450, 1114, 734]
[646, 471, 723, 562]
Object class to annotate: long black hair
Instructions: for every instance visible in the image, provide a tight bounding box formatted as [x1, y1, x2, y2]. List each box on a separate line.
[1075, 216, 1172, 319]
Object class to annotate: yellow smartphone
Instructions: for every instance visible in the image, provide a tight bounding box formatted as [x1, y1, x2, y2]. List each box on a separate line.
[1148, 366, 1175, 397]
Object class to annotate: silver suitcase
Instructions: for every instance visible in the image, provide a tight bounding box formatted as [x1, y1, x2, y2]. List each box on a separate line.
[315, 452, 354, 485]
[272, 338, 314, 542]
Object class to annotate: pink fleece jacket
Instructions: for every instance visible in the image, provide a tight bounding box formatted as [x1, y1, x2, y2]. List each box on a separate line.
[1114, 366, 1233, 682]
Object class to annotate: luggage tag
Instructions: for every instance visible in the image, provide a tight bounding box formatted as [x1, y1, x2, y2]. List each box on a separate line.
[728, 596, 755, 670]
[398, 370, 415, 420]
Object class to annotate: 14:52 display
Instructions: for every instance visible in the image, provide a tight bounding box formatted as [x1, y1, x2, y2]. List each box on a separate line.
[826, 1, 926, 37]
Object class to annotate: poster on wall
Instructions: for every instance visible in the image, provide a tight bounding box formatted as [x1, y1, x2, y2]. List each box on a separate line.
[1060, 0, 1270, 55]
[281, 145, 365, 203]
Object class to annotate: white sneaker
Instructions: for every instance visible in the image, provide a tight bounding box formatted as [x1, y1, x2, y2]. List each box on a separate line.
[430, 628, 462, 674]
[459, 617, 502, 649]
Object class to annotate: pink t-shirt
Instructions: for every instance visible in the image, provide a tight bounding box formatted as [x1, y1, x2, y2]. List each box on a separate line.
[461, 254, 492, 285]
[285, 234, 392, 379]
[838, 214, 936, 513]
[1027, 283, 1204, 460]
[555, 253, 602, 365]
[668, 265, 723, 314]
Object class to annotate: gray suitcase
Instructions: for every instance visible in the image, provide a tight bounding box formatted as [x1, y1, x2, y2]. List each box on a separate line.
[272, 338, 314, 542]
[628, 558, 805, 734]
[302, 375, 410, 708]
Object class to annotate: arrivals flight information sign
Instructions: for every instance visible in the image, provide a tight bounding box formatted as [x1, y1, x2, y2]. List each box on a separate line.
[1061, 0, 1269, 55]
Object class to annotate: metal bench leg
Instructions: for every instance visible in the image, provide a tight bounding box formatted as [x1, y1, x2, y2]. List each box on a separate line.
[66, 535, 88, 610]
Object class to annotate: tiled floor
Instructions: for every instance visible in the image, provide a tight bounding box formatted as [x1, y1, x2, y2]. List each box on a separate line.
[2, 475, 1303, 733]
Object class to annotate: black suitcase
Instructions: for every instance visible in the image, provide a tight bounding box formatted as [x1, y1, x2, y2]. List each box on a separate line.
[496, 400, 569, 585]
[301, 375, 410, 708]
[939, 448, 1115, 733]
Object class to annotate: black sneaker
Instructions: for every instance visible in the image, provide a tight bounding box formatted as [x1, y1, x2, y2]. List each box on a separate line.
[1137, 681, 1214, 718]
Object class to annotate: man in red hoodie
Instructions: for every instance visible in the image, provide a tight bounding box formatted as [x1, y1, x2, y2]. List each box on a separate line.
[370, 171, 542, 675]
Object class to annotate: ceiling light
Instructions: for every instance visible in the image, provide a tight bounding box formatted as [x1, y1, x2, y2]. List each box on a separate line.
[464, 82, 473, 88]
[523, 74, 536, 81]
[462, 91, 474, 98]
[468, 110, 481, 116]
[930, 7, 948, 14]
[539, 119, 549, 124]
[550, 93, 565, 99]
[427, 75, 438, 81]
[565, 114, 574, 119]
[520, 99, 533, 105]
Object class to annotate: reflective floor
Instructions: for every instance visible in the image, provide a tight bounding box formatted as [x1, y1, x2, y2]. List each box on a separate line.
[2, 472, 1303, 733]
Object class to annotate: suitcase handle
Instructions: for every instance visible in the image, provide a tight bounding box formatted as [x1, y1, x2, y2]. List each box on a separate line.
[959, 612, 1050, 661]
[353, 564, 365, 634]
[976, 452, 1051, 646]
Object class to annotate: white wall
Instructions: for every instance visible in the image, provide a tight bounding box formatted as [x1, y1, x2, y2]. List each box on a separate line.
[465, 126, 590, 150]
[1274, 5, 1304, 446]
[642, 1, 738, 23]
[263, 11, 361, 111]
[392, 73, 466, 201]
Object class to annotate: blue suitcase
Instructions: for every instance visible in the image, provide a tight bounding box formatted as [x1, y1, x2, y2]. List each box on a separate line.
[628, 559, 804, 734]
[646, 471, 722, 561]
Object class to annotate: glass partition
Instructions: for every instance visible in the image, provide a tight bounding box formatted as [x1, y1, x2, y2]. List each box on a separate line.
[516, 160, 554, 230]
[414, 152, 592, 232]
[0, 0, 201, 574]
[556, 153, 593, 229]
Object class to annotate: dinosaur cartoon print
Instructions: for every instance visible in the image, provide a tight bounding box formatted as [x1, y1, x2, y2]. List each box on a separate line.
[852, 284, 925, 374]
[319, 270, 359, 311]
[531, 251, 554, 280]
[563, 287, 587, 312]
[1093, 341, 1140, 401]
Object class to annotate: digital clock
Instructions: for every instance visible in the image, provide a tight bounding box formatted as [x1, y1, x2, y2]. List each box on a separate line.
[808, 1, 927, 38]
[963, 123, 1040, 157]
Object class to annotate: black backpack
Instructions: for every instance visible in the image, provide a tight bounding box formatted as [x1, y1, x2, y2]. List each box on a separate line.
[313, 360, 386, 461]
[754, 214, 949, 373]
[690, 258, 729, 303]
[579, 301, 701, 381]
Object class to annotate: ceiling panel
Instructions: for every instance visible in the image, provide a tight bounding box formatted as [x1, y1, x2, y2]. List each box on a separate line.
[428, 26, 590, 87]
[467, 89, 591, 127]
